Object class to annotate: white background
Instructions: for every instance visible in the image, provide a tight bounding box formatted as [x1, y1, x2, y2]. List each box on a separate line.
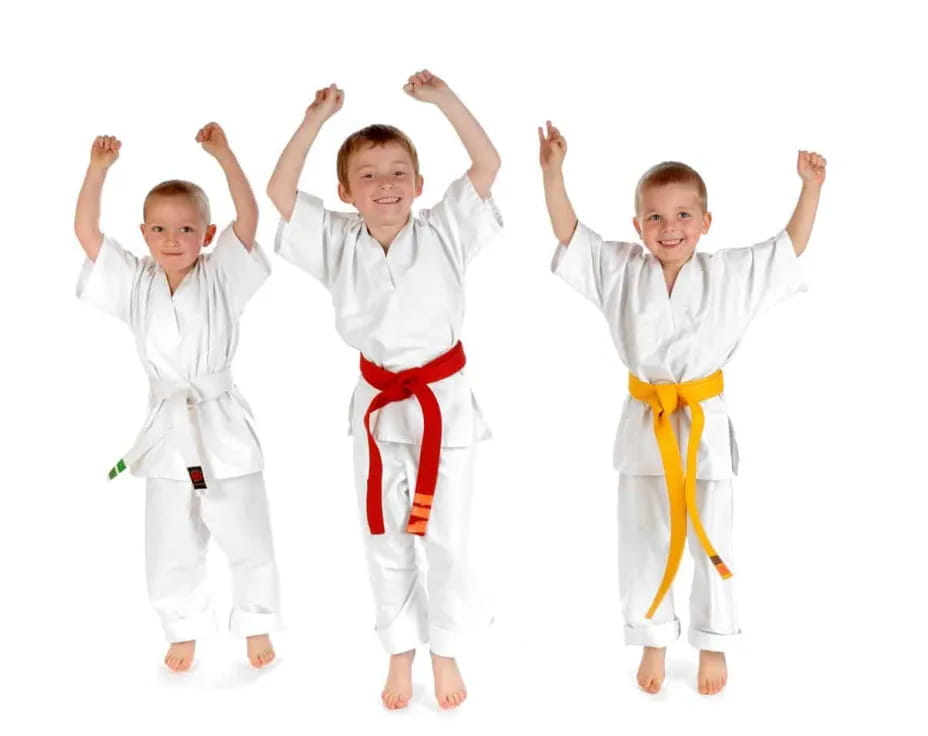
[2, 0, 926, 733]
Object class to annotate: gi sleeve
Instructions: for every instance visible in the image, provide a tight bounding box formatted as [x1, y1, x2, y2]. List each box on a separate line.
[75, 235, 140, 325]
[420, 173, 503, 271]
[207, 223, 271, 317]
[715, 230, 806, 321]
[550, 221, 637, 311]
[274, 191, 356, 289]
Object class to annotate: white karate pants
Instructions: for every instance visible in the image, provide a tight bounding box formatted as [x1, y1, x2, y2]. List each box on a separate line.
[145, 472, 283, 642]
[352, 436, 490, 657]
[618, 474, 741, 652]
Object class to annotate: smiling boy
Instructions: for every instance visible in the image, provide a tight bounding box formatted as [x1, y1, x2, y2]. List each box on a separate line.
[75, 123, 282, 672]
[539, 120, 825, 695]
[268, 70, 502, 710]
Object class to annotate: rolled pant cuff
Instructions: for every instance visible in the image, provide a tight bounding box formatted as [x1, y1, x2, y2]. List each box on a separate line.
[429, 614, 494, 658]
[229, 609, 285, 638]
[161, 611, 219, 643]
[687, 626, 742, 652]
[377, 617, 428, 655]
[623, 617, 681, 648]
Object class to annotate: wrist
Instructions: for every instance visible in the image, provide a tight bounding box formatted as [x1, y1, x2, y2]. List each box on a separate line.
[87, 162, 110, 177]
[302, 110, 329, 129]
[432, 88, 459, 108]
[800, 180, 823, 195]
[212, 148, 237, 167]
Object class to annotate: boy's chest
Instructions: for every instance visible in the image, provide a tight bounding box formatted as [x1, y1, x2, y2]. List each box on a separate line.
[335, 230, 462, 318]
[133, 270, 233, 363]
[617, 257, 733, 367]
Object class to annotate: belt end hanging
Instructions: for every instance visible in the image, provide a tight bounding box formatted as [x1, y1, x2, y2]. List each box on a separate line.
[710, 555, 732, 579]
[187, 466, 207, 493]
[107, 458, 127, 481]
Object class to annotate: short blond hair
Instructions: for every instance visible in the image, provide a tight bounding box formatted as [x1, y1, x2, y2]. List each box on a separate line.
[143, 180, 211, 224]
[635, 161, 707, 214]
[336, 124, 420, 193]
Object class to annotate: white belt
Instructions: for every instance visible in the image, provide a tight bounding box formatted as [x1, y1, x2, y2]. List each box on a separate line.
[107, 369, 234, 494]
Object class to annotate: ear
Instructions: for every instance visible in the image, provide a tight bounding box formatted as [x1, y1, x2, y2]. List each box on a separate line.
[702, 211, 712, 234]
[139, 223, 146, 237]
[632, 216, 642, 238]
[203, 224, 217, 247]
[338, 182, 353, 205]
[414, 174, 424, 198]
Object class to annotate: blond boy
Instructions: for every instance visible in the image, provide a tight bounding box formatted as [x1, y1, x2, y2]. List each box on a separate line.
[75, 123, 282, 671]
[539, 121, 825, 694]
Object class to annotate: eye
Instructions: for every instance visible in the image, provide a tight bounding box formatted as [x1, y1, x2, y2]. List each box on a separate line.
[648, 214, 660, 222]
[679, 212, 690, 219]
[361, 173, 373, 179]
[152, 226, 163, 232]
[394, 170, 407, 177]
[181, 226, 194, 233]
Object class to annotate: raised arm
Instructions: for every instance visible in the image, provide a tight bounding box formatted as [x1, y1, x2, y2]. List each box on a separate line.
[196, 122, 258, 250]
[785, 150, 826, 256]
[75, 135, 121, 261]
[267, 84, 344, 221]
[404, 70, 500, 198]
[539, 121, 578, 244]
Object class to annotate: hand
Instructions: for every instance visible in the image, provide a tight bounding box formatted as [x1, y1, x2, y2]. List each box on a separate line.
[538, 121, 567, 171]
[797, 150, 826, 186]
[402, 69, 450, 104]
[90, 135, 121, 170]
[196, 122, 231, 158]
[305, 84, 344, 123]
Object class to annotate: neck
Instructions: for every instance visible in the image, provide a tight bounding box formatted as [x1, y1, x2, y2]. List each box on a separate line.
[661, 262, 683, 295]
[165, 264, 195, 294]
[366, 217, 409, 252]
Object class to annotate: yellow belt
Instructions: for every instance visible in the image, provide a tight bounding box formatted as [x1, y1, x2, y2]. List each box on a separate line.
[628, 370, 732, 619]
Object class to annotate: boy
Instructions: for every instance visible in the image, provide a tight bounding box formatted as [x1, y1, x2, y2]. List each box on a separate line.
[538, 121, 825, 695]
[268, 70, 501, 710]
[75, 123, 282, 672]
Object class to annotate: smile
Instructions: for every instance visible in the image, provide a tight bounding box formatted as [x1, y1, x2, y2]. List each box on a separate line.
[658, 238, 684, 247]
[373, 197, 401, 204]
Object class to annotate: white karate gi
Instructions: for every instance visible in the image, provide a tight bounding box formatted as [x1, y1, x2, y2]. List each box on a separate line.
[276, 174, 502, 656]
[77, 225, 283, 642]
[553, 222, 804, 651]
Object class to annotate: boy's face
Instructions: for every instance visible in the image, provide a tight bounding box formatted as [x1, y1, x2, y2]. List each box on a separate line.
[140, 195, 216, 275]
[633, 182, 711, 269]
[338, 141, 423, 230]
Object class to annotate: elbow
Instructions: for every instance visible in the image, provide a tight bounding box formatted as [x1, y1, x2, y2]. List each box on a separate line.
[486, 152, 502, 180]
[266, 181, 280, 207]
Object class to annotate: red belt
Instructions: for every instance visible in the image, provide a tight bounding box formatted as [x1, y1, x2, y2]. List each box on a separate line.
[360, 341, 466, 536]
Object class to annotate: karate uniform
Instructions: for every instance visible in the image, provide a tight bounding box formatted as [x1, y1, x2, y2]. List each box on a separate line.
[77, 225, 283, 642]
[553, 222, 804, 651]
[275, 174, 502, 656]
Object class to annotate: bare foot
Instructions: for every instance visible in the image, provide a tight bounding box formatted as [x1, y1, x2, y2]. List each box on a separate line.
[431, 652, 467, 709]
[698, 650, 728, 695]
[246, 634, 276, 668]
[637, 646, 666, 694]
[164, 640, 195, 672]
[382, 650, 415, 709]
